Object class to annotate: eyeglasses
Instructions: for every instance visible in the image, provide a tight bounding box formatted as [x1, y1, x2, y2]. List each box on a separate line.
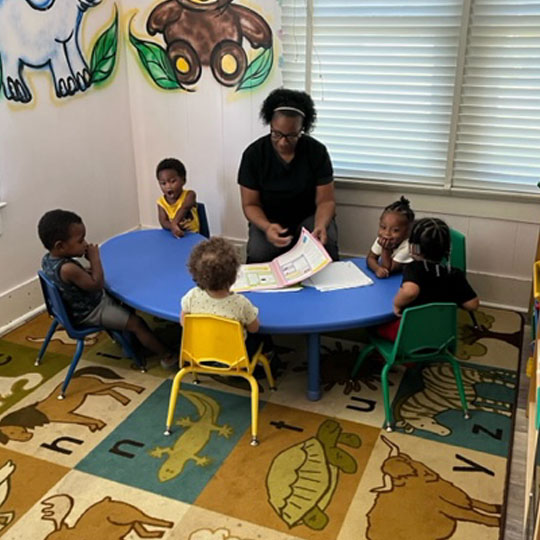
[270, 129, 303, 142]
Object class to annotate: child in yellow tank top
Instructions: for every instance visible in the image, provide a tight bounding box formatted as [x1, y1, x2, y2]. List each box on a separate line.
[156, 158, 200, 237]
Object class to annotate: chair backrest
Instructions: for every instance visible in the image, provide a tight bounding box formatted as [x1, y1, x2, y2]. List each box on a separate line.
[197, 202, 210, 238]
[393, 303, 457, 359]
[449, 228, 466, 272]
[181, 314, 249, 371]
[37, 271, 79, 335]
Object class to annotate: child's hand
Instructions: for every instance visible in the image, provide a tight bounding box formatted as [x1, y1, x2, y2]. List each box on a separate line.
[375, 267, 390, 278]
[85, 244, 100, 263]
[171, 223, 184, 238]
[393, 305, 402, 317]
[377, 237, 395, 250]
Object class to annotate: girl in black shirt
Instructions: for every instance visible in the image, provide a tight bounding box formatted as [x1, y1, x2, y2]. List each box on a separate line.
[378, 218, 479, 341]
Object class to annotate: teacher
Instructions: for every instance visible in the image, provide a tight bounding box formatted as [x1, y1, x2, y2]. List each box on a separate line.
[238, 88, 339, 263]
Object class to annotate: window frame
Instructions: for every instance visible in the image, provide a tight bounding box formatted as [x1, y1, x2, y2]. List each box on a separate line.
[282, 0, 540, 202]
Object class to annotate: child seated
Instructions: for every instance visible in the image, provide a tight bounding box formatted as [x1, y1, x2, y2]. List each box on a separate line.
[181, 237, 261, 356]
[38, 209, 175, 368]
[379, 217, 479, 341]
[156, 158, 199, 237]
[367, 196, 415, 278]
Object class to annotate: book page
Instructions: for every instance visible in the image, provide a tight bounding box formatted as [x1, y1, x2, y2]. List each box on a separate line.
[231, 263, 282, 292]
[274, 228, 332, 285]
[231, 228, 331, 292]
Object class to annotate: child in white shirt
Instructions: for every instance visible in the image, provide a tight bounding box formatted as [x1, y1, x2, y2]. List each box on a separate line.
[367, 196, 415, 278]
[181, 237, 260, 344]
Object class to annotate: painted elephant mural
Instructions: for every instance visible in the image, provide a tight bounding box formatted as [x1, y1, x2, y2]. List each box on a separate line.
[130, 0, 274, 91]
[0, 0, 118, 103]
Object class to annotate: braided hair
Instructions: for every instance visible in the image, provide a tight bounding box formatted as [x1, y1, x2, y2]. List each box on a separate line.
[260, 88, 317, 133]
[409, 218, 451, 263]
[383, 196, 415, 223]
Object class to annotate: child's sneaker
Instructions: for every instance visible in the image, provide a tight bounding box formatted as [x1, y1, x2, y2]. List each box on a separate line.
[160, 354, 178, 370]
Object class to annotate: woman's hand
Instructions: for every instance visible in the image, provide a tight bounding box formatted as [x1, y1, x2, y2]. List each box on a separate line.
[312, 225, 328, 245]
[266, 223, 293, 248]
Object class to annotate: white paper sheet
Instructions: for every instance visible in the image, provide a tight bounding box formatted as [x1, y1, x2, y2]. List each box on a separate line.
[302, 261, 373, 291]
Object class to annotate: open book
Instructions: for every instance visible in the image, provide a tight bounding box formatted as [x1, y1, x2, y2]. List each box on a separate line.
[231, 228, 332, 292]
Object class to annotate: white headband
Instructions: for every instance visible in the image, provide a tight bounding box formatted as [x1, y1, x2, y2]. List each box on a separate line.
[273, 106, 305, 118]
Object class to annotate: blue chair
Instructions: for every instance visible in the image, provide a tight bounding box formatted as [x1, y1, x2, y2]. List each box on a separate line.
[36, 271, 146, 399]
[197, 202, 210, 238]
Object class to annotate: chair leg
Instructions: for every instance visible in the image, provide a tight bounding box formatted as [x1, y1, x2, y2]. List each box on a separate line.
[448, 357, 470, 419]
[351, 344, 376, 379]
[113, 331, 147, 372]
[381, 363, 393, 431]
[256, 353, 276, 390]
[35, 319, 59, 366]
[58, 339, 84, 399]
[164, 368, 189, 435]
[244, 374, 260, 446]
[469, 311, 481, 330]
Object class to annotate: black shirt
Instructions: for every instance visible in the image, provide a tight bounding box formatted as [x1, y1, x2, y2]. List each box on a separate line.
[237, 134, 333, 229]
[403, 260, 477, 308]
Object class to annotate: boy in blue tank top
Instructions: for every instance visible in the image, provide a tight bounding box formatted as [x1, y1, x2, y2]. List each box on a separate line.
[38, 209, 175, 368]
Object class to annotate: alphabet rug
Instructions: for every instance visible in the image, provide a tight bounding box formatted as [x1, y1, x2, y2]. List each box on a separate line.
[0, 307, 523, 539]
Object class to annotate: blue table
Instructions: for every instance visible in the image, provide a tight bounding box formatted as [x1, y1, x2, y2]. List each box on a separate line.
[101, 229, 401, 400]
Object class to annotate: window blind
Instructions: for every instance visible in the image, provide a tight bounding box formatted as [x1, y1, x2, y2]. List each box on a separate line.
[453, 0, 540, 192]
[281, 0, 540, 193]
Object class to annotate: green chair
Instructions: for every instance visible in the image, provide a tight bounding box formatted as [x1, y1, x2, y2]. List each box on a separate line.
[351, 302, 469, 432]
[449, 228, 466, 272]
[449, 228, 480, 329]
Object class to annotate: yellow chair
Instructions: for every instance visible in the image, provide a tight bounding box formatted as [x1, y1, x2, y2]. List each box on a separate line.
[164, 314, 276, 446]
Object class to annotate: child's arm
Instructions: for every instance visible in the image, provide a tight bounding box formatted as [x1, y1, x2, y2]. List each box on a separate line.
[393, 281, 420, 316]
[367, 250, 390, 278]
[158, 205, 184, 238]
[246, 316, 260, 333]
[172, 191, 196, 230]
[158, 205, 172, 229]
[59, 244, 104, 291]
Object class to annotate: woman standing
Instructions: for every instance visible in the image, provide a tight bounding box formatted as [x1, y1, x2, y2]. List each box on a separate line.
[238, 88, 339, 263]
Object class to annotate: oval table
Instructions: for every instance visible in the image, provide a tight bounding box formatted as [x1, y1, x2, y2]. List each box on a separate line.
[101, 229, 401, 400]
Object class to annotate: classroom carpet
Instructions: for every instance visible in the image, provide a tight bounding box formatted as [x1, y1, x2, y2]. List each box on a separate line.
[0, 306, 523, 539]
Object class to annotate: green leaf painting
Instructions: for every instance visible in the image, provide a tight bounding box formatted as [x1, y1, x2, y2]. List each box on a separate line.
[236, 46, 273, 91]
[90, 7, 119, 84]
[129, 22, 183, 90]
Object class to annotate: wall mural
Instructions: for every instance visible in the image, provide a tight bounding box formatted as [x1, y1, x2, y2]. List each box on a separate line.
[129, 0, 274, 91]
[0, 0, 118, 104]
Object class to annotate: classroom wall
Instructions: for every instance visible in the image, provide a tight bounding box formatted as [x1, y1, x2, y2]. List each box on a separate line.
[0, 0, 538, 332]
[124, 0, 281, 239]
[0, 2, 139, 329]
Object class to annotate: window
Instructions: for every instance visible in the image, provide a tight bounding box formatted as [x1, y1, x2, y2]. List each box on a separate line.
[281, 0, 540, 193]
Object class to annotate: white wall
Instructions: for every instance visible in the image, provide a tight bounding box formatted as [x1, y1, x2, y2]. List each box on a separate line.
[0, 0, 538, 332]
[335, 184, 539, 311]
[0, 3, 139, 328]
[125, 0, 281, 239]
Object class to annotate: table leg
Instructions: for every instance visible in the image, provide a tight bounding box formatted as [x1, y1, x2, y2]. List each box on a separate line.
[307, 333, 321, 401]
